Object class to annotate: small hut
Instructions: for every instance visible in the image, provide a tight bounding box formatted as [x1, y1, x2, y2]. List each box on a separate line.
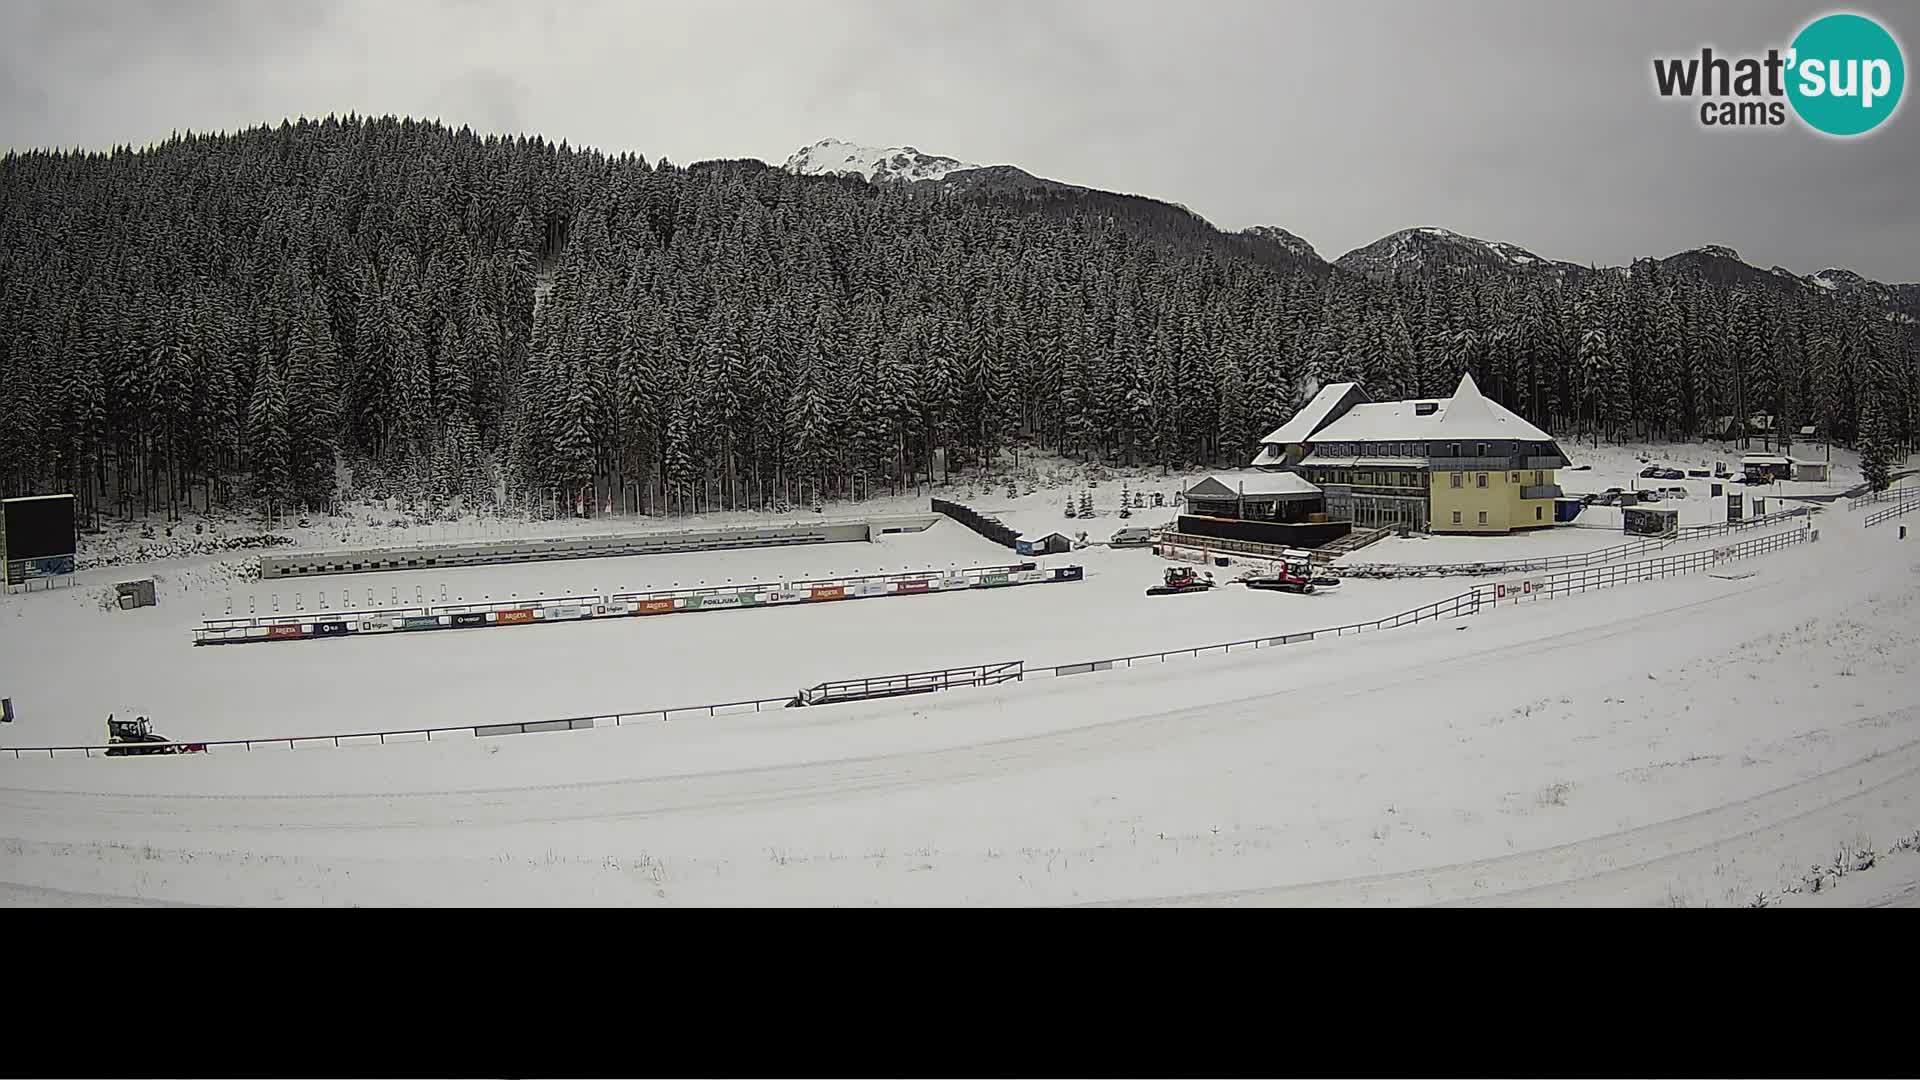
[1015, 531, 1074, 556]
[1622, 505, 1679, 538]
[1790, 459, 1831, 483]
[1741, 454, 1793, 484]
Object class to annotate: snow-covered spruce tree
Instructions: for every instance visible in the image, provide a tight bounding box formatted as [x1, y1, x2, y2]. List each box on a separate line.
[245, 347, 291, 525]
[1859, 394, 1894, 492]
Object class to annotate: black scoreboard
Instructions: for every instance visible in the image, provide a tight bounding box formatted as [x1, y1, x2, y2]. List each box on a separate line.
[2, 494, 77, 586]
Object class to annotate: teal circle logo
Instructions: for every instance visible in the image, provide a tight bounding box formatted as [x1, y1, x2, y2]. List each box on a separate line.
[1787, 12, 1905, 136]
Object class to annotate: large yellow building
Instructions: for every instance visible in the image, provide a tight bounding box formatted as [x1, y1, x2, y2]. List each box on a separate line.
[1252, 372, 1569, 534]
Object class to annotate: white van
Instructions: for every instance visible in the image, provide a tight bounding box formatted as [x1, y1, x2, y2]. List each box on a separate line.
[1109, 526, 1156, 547]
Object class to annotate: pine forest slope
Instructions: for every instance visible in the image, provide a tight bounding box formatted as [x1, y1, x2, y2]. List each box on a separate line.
[0, 116, 1913, 535]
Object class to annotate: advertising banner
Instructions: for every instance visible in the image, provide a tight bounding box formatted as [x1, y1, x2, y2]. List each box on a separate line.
[5, 554, 75, 585]
[496, 608, 536, 624]
[451, 612, 488, 627]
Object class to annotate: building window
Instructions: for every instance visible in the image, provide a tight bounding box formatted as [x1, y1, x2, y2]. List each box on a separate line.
[1511, 472, 1521, 484]
[1477, 443, 1487, 456]
[1534, 471, 1542, 485]
[1451, 472, 1463, 488]
[1452, 510, 1462, 525]
[1536, 506, 1544, 521]
[1477, 473, 1488, 488]
[1478, 511, 1488, 525]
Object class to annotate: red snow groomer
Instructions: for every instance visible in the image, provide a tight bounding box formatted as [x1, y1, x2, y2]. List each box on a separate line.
[1244, 551, 1340, 595]
[104, 715, 208, 757]
[1147, 565, 1216, 596]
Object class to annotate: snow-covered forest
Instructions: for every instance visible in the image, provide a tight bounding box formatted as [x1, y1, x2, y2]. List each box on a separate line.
[0, 115, 1914, 524]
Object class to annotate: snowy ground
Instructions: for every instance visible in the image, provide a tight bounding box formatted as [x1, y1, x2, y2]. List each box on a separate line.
[1, 519, 1481, 747]
[3, 442, 1916, 906]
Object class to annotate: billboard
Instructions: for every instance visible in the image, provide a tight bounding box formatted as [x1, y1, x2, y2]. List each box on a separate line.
[2, 494, 77, 587]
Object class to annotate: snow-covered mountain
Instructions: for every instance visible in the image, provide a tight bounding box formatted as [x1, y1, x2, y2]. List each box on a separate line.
[780, 137, 1332, 275]
[778, 141, 1910, 310]
[1654, 245, 1783, 290]
[783, 139, 982, 184]
[1240, 225, 1318, 261]
[1652, 248, 1919, 319]
[1334, 227, 1581, 279]
[1809, 266, 1920, 322]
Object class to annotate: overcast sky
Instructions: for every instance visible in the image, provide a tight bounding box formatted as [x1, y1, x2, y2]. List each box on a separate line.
[2, 0, 1913, 281]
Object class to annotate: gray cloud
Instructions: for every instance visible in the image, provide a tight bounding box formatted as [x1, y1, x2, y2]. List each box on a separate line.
[1, 0, 1913, 281]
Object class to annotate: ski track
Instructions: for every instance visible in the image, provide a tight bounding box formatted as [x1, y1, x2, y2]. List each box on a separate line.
[1, 497, 1915, 905]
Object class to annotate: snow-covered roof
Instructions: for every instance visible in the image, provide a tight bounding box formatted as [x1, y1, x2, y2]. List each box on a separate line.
[1260, 383, 1361, 445]
[1185, 472, 1323, 500]
[1742, 454, 1792, 465]
[1017, 531, 1070, 543]
[1310, 373, 1551, 444]
[1250, 445, 1288, 467]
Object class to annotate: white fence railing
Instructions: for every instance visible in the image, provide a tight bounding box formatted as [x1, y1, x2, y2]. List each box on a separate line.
[1863, 498, 1920, 528]
[1333, 508, 1812, 579]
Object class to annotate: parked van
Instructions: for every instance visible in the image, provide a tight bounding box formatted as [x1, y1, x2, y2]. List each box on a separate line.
[1110, 526, 1156, 548]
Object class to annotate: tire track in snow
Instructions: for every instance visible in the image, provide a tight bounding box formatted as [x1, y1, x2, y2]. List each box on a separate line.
[1093, 723, 1920, 907]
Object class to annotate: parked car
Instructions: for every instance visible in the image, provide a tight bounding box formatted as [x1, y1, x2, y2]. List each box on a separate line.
[1591, 487, 1629, 506]
[1639, 465, 1662, 478]
[1658, 468, 1686, 479]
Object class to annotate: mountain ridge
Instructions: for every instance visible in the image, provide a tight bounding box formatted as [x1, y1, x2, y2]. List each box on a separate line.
[781, 137, 1915, 311]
